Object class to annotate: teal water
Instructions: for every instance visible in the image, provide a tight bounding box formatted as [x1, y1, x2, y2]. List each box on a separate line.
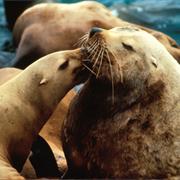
[0, 0, 180, 65]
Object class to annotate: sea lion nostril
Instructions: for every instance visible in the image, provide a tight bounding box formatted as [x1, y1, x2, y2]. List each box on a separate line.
[89, 27, 102, 38]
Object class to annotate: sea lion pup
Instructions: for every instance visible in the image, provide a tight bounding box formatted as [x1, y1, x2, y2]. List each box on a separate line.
[0, 67, 75, 178]
[62, 27, 180, 178]
[0, 49, 86, 179]
[12, 1, 180, 69]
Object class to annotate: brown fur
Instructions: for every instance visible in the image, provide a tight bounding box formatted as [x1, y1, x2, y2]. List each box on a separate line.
[0, 49, 85, 179]
[62, 27, 180, 178]
[12, 1, 180, 69]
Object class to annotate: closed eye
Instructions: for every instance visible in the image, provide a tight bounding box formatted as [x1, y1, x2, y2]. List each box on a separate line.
[58, 59, 69, 70]
[122, 42, 135, 52]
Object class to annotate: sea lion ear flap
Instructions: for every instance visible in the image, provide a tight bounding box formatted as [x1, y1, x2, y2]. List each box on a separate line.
[151, 56, 158, 68]
[39, 78, 48, 85]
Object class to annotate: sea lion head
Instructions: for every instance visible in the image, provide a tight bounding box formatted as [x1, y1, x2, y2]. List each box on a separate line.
[81, 27, 167, 86]
[36, 49, 87, 88]
[24, 48, 88, 108]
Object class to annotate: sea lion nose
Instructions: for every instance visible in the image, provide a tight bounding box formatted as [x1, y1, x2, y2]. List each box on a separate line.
[89, 27, 102, 38]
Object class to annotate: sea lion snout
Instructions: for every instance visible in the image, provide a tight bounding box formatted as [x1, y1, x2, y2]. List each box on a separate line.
[60, 50, 90, 84]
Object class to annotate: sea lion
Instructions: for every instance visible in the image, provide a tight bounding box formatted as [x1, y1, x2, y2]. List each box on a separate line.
[3, 0, 56, 31]
[62, 27, 180, 178]
[12, 1, 180, 69]
[0, 48, 86, 179]
[0, 67, 75, 178]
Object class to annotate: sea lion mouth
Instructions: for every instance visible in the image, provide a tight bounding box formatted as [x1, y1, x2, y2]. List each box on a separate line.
[78, 28, 124, 104]
[79, 31, 110, 79]
[79, 29, 123, 84]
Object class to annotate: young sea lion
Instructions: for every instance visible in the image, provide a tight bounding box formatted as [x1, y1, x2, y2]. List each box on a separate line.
[62, 27, 180, 178]
[0, 67, 76, 178]
[12, 1, 180, 69]
[0, 49, 86, 179]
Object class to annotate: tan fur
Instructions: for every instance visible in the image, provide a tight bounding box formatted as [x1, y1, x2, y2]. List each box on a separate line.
[12, 1, 180, 68]
[0, 67, 76, 178]
[0, 68, 22, 85]
[0, 49, 84, 179]
[62, 27, 180, 178]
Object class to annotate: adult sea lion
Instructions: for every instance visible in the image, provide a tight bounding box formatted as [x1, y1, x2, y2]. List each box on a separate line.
[12, 1, 180, 69]
[3, 0, 56, 31]
[62, 27, 180, 178]
[0, 49, 86, 179]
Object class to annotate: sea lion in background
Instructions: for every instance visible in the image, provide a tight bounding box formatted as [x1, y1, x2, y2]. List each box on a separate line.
[62, 27, 180, 178]
[0, 49, 86, 179]
[3, 0, 56, 31]
[12, 1, 180, 69]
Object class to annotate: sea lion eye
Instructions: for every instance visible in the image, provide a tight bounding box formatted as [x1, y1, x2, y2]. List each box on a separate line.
[122, 42, 135, 52]
[59, 59, 69, 70]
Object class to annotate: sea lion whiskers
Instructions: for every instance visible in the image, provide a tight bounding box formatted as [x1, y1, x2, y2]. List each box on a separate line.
[92, 47, 103, 69]
[81, 35, 108, 78]
[105, 49, 115, 104]
[92, 39, 106, 67]
[82, 33, 99, 53]
[110, 48, 124, 83]
[90, 43, 101, 65]
[82, 63, 96, 76]
[96, 48, 105, 78]
[87, 41, 100, 59]
[74, 33, 89, 47]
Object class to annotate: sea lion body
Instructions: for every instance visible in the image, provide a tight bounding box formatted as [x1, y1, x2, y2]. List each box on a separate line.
[62, 28, 180, 178]
[3, 0, 56, 30]
[0, 67, 76, 178]
[12, 1, 180, 69]
[12, 1, 119, 68]
[0, 49, 85, 179]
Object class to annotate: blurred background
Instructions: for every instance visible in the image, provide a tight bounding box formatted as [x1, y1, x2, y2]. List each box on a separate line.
[0, 0, 180, 65]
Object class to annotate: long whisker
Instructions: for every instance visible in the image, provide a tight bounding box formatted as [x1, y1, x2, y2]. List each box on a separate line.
[74, 33, 88, 47]
[110, 48, 123, 83]
[90, 43, 100, 61]
[82, 59, 91, 62]
[93, 47, 102, 68]
[87, 45, 99, 60]
[87, 40, 98, 53]
[76, 37, 88, 47]
[83, 63, 96, 76]
[106, 49, 115, 105]
[97, 48, 104, 77]
[78, 33, 89, 42]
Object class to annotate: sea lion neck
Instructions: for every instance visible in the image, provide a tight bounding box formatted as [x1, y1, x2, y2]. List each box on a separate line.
[74, 75, 166, 131]
[87, 77, 146, 113]
[8, 66, 56, 115]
